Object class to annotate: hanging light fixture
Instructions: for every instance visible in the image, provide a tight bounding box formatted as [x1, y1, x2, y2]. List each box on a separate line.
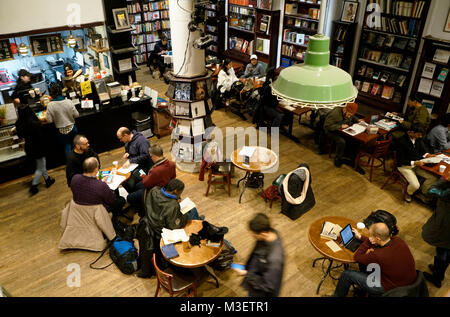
[18, 42, 29, 56]
[271, 0, 357, 109]
[66, 30, 77, 48]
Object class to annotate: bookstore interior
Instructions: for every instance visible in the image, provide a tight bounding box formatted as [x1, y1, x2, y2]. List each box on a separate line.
[0, 0, 450, 300]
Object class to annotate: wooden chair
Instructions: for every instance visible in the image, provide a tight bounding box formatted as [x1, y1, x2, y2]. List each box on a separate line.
[262, 174, 286, 208]
[380, 151, 409, 201]
[354, 137, 392, 182]
[205, 162, 232, 197]
[153, 253, 198, 297]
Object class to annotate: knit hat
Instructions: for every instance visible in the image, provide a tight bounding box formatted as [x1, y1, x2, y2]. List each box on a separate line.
[345, 102, 358, 115]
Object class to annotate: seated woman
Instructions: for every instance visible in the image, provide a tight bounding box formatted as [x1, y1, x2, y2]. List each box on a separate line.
[280, 163, 315, 220]
[254, 67, 284, 128]
[217, 59, 240, 103]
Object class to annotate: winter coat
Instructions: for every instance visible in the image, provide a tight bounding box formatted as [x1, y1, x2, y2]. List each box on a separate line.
[15, 107, 46, 159]
[280, 163, 315, 220]
[124, 130, 151, 172]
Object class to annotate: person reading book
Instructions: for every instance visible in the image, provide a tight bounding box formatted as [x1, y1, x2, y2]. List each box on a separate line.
[323, 102, 365, 174]
[135, 179, 203, 278]
[393, 95, 430, 139]
[241, 55, 265, 79]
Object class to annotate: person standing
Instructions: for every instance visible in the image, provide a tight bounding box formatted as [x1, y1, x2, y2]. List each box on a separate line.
[66, 134, 100, 187]
[232, 213, 285, 297]
[46, 83, 79, 156]
[12, 69, 34, 105]
[15, 105, 55, 195]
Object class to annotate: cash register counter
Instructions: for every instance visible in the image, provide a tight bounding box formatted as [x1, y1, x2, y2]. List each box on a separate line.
[0, 97, 153, 184]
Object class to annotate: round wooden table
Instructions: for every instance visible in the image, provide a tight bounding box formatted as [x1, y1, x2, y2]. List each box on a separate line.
[308, 216, 368, 295]
[231, 146, 278, 203]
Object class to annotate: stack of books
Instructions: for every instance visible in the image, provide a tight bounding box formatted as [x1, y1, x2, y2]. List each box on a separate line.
[375, 119, 397, 131]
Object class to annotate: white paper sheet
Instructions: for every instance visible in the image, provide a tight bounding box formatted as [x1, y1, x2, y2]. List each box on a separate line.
[118, 163, 138, 174]
[107, 175, 126, 191]
[118, 187, 129, 199]
[179, 197, 196, 215]
[325, 240, 342, 253]
[239, 146, 256, 158]
[161, 228, 189, 245]
[342, 123, 366, 136]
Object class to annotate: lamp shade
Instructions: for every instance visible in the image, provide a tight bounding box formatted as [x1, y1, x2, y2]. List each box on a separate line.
[271, 34, 357, 109]
[18, 43, 29, 56]
[66, 34, 77, 48]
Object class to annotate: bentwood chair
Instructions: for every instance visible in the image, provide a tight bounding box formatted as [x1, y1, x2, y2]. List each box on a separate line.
[153, 254, 198, 297]
[205, 162, 232, 197]
[354, 137, 392, 182]
[380, 151, 409, 201]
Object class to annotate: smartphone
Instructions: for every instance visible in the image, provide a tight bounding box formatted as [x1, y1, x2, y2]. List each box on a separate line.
[139, 169, 145, 176]
[243, 155, 250, 166]
[231, 263, 246, 270]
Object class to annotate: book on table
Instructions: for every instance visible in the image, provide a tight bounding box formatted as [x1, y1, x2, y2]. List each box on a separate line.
[161, 228, 189, 245]
[320, 221, 342, 240]
[343, 123, 367, 136]
[161, 244, 179, 259]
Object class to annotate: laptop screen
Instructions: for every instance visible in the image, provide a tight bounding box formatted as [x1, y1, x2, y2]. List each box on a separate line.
[340, 224, 354, 245]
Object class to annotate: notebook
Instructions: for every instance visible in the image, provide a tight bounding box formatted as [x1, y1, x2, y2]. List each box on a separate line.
[161, 244, 179, 259]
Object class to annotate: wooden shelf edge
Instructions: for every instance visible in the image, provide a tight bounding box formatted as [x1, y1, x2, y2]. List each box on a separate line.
[89, 45, 109, 53]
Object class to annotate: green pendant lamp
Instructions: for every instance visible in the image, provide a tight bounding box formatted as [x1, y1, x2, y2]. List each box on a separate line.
[271, 0, 357, 109]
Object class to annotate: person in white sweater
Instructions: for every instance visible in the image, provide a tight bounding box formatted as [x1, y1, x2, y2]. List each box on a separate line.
[217, 59, 239, 94]
[46, 83, 79, 156]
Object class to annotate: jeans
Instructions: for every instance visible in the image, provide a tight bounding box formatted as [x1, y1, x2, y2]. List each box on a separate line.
[57, 125, 78, 156]
[187, 207, 201, 220]
[127, 182, 145, 217]
[32, 157, 49, 186]
[334, 269, 385, 297]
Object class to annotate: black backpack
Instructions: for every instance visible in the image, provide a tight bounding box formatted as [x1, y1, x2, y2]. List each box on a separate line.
[209, 240, 237, 270]
[247, 172, 264, 189]
[363, 210, 399, 236]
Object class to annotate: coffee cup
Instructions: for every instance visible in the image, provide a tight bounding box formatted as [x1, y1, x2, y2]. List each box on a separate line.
[439, 165, 446, 173]
[34, 88, 40, 96]
[112, 161, 118, 169]
[29, 89, 35, 98]
[357, 222, 365, 230]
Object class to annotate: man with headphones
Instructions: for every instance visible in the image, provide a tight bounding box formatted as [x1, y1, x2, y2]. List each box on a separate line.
[333, 210, 417, 297]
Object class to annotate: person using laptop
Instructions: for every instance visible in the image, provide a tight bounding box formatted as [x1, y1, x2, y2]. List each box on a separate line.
[339, 224, 362, 252]
[333, 222, 417, 297]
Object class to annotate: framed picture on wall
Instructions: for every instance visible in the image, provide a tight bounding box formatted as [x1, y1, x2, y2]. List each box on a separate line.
[341, 1, 359, 23]
[444, 9, 450, 33]
[112, 8, 130, 30]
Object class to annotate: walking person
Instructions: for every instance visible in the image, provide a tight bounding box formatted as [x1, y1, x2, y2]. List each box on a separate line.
[46, 83, 79, 156]
[15, 105, 55, 195]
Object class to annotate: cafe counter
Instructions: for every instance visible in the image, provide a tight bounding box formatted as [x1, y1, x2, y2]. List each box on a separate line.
[0, 97, 153, 184]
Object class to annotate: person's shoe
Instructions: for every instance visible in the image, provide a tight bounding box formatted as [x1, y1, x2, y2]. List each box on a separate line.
[29, 185, 39, 196]
[404, 194, 412, 203]
[355, 166, 366, 175]
[415, 193, 433, 205]
[423, 272, 442, 288]
[45, 177, 55, 188]
[428, 264, 435, 273]
[334, 158, 343, 167]
[136, 269, 153, 279]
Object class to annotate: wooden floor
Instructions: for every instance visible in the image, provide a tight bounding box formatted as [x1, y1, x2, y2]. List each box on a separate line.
[0, 69, 448, 297]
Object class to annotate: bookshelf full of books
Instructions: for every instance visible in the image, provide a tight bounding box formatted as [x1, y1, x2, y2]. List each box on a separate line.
[204, 1, 225, 61]
[281, 0, 321, 68]
[225, 0, 280, 68]
[128, 0, 171, 65]
[329, 21, 356, 72]
[410, 36, 450, 119]
[354, 0, 430, 112]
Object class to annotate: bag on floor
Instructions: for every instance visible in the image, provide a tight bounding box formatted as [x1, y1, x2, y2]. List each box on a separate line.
[209, 240, 237, 270]
[247, 172, 264, 189]
[108, 238, 139, 275]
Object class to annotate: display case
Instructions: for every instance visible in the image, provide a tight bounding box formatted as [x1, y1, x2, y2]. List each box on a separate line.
[0, 103, 25, 164]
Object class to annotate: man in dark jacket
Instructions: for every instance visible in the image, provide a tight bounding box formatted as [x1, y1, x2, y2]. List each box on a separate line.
[117, 127, 152, 193]
[323, 102, 365, 173]
[334, 222, 417, 297]
[422, 173, 450, 288]
[396, 126, 438, 203]
[66, 134, 100, 187]
[232, 213, 285, 297]
[135, 179, 202, 278]
[257, 68, 284, 128]
[148, 35, 169, 79]
[280, 163, 315, 220]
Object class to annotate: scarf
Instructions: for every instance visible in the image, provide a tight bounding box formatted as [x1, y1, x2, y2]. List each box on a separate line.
[282, 167, 310, 205]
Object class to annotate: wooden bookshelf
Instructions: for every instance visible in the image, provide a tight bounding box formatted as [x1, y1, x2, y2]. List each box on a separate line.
[329, 20, 356, 72]
[280, 0, 321, 68]
[353, 0, 430, 113]
[410, 35, 450, 121]
[204, 1, 225, 60]
[225, 3, 280, 69]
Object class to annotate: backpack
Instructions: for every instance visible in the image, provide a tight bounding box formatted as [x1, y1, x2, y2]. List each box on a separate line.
[247, 172, 264, 189]
[209, 240, 237, 270]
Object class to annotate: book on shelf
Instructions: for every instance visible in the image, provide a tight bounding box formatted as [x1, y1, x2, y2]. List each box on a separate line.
[379, 53, 389, 65]
[433, 49, 450, 64]
[361, 81, 371, 93]
[241, 40, 249, 53]
[422, 62, 436, 79]
[417, 78, 432, 94]
[259, 14, 271, 35]
[381, 85, 395, 99]
[358, 65, 367, 76]
[178, 142, 193, 161]
[393, 38, 408, 50]
[375, 119, 397, 131]
[335, 25, 347, 41]
[174, 82, 191, 101]
[437, 68, 449, 82]
[320, 221, 342, 240]
[387, 53, 403, 67]
[256, 38, 270, 55]
[380, 72, 390, 82]
[384, 35, 395, 47]
[373, 71, 380, 80]
[429, 80, 444, 98]
[421, 99, 435, 114]
[191, 118, 205, 136]
[285, 3, 298, 15]
[371, 83, 381, 95]
[354, 80, 362, 90]
[400, 56, 412, 70]
[396, 74, 406, 87]
[366, 67, 374, 78]
[392, 91, 402, 103]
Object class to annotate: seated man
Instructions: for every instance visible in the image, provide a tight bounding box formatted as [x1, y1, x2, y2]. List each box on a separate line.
[396, 126, 439, 203]
[147, 35, 169, 80]
[426, 113, 450, 154]
[70, 157, 125, 217]
[257, 67, 284, 128]
[334, 222, 417, 297]
[117, 127, 152, 193]
[127, 145, 176, 217]
[393, 95, 431, 139]
[323, 102, 365, 173]
[136, 178, 203, 278]
[66, 134, 100, 187]
[241, 55, 265, 79]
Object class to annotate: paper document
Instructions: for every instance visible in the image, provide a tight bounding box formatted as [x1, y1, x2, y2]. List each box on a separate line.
[118, 163, 138, 174]
[239, 146, 256, 158]
[179, 197, 196, 215]
[342, 123, 366, 136]
[326, 240, 342, 253]
[107, 175, 126, 191]
[420, 157, 443, 164]
[161, 228, 189, 245]
[118, 187, 129, 199]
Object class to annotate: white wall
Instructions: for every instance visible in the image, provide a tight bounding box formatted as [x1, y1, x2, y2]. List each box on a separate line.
[0, 0, 105, 35]
[423, 0, 450, 41]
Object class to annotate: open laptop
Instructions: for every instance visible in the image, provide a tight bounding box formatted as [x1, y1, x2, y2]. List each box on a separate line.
[339, 224, 362, 252]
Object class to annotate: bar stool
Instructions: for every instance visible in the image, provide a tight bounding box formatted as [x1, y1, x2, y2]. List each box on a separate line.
[205, 162, 232, 197]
